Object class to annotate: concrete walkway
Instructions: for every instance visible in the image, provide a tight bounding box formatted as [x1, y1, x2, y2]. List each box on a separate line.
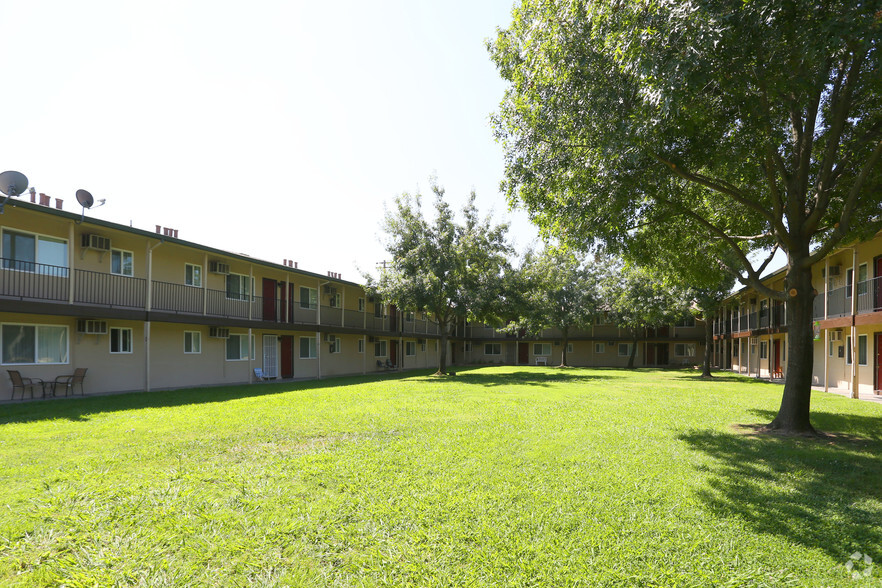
[812, 385, 882, 405]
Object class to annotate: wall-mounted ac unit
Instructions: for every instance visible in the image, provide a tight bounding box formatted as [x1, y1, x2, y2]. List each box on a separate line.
[81, 234, 110, 251]
[209, 261, 230, 275]
[607, 341, 615, 346]
[417, 338, 425, 344]
[749, 337, 758, 345]
[324, 334, 336, 343]
[76, 319, 108, 334]
[209, 326, 230, 339]
[368, 335, 376, 343]
[828, 265, 841, 276]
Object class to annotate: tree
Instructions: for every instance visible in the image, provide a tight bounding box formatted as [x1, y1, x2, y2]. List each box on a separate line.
[606, 263, 691, 369]
[502, 246, 599, 366]
[366, 180, 511, 375]
[490, 1, 882, 433]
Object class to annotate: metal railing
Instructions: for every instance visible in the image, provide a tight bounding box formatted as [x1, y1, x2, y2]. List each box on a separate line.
[75, 269, 146, 309]
[0, 259, 69, 302]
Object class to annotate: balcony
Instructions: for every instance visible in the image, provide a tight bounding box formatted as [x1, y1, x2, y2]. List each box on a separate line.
[0, 259, 441, 334]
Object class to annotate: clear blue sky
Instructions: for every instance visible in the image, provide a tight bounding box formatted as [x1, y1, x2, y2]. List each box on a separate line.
[0, 0, 537, 280]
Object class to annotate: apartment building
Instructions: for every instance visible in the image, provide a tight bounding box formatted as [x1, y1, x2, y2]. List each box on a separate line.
[1, 198, 708, 400]
[713, 234, 882, 397]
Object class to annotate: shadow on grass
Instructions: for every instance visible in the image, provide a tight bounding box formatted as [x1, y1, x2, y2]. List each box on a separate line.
[669, 370, 781, 385]
[0, 369, 429, 426]
[680, 410, 882, 561]
[445, 367, 623, 388]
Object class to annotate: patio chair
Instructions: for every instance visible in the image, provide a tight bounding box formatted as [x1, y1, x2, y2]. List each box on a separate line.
[8, 370, 45, 400]
[53, 368, 87, 397]
[253, 367, 271, 381]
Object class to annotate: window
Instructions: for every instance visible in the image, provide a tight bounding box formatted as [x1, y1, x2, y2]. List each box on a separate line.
[227, 273, 252, 301]
[374, 340, 387, 357]
[464, 342, 472, 352]
[1, 324, 68, 364]
[485, 343, 501, 355]
[846, 335, 852, 365]
[533, 343, 551, 356]
[859, 334, 868, 366]
[358, 339, 364, 353]
[846, 268, 853, 298]
[858, 263, 869, 296]
[675, 343, 696, 357]
[300, 287, 318, 309]
[405, 312, 414, 322]
[299, 336, 317, 359]
[406, 341, 416, 356]
[566, 343, 573, 353]
[185, 263, 202, 287]
[358, 298, 365, 312]
[184, 331, 201, 354]
[110, 327, 133, 353]
[733, 343, 739, 357]
[330, 337, 341, 354]
[829, 340, 835, 357]
[595, 342, 605, 354]
[421, 341, 427, 352]
[374, 302, 383, 318]
[3, 229, 68, 272]
[759, 341, 768, 360]
[618, 343, 631, 357]
[594, 314, 607, 325]
[433, 340, 437, 351]
[329, 292, 342, 308]
[111, 249, 134, 277]
[226, 334, 254, 361]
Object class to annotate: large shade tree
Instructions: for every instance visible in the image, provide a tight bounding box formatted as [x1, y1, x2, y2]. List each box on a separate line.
[366, 181, 511, 375]
[503, 246, 600, 366]
[490, 0, 882, 433]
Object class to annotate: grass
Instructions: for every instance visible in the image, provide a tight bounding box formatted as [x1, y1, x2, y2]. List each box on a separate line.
[1, 366, 881, 586]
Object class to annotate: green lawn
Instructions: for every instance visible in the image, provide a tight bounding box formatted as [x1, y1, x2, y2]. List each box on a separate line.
[1, 367, 880, 586]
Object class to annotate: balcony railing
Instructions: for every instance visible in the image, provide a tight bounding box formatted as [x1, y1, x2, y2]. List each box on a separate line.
[0, 259, 69, 302]
[0, 262, 445, 334]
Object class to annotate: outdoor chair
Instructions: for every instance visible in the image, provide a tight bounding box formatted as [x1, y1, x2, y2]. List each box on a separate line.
[8, 370, 45, 400]
[53, 368, 87, 397]
[254, 367, 271, 381]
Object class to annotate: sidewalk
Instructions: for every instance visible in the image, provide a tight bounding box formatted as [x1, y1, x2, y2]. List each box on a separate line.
[812, 385, 882, 405]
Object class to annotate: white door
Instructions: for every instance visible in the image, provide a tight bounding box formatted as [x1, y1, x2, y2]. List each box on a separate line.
[263, 335, 278, 378]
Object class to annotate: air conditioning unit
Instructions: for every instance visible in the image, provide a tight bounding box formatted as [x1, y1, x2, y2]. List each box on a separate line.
[828, 265, 841, 276]
[607, 341, 615, 346]
[76, 319, 108, 334]
[368, 296, 376, 303]
[324, 334, 336, 343]
[417, 338, 425, 344]
[368, 335, 376, 343]
[209, 327, 230, 339]
[208, 261, 230, 275]
[81, 234, 110, 251]
[749, 337, 758, 345]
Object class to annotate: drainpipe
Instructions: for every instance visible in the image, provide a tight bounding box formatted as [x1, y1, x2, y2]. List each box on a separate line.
[202, 252, 208, 316]
[851, 247, 859, 398]
[145, 239, 163, 393]
[248, 327, 253, 383]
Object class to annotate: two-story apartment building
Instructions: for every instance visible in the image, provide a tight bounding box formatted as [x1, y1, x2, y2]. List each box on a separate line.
[1, 197, 708, 400]
[713, 233, 882, 398]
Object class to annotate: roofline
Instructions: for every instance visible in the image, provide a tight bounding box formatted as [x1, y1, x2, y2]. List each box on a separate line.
[6, 199, 366, 288]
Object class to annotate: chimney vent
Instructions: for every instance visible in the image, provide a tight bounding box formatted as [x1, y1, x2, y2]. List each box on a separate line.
[39, 193, 50, 206]
[55, 198, 63, 210]
[155, 225, 161, 234]
[28, 187, 36, 203]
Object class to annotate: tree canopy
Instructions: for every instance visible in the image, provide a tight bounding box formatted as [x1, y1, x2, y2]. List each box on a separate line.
[366, 180, 511, 374]
[490, 0, 882, 433]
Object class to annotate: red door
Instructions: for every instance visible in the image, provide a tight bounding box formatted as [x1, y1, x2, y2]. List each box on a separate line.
[518, 342, 528, 364]
[876, 333, 882, 393]
[875, 257, 882, 311]
[390, 340, 398, 367]
[774, 340, 781, 375]
[262, 279, 277, 321]
[280, 336, 294, 378]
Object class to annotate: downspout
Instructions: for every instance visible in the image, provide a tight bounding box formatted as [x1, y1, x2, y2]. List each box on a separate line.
[318, 279, 328, 379]
[68, 221, 75, 305]
[248, 264, 254, 383]
[850, 247, 859, 398]
[145, 239, 163, 392]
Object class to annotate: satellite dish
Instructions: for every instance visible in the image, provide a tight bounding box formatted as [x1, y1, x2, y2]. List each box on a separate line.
[76, 189, 94, 209]
[0, 170, 28, 214]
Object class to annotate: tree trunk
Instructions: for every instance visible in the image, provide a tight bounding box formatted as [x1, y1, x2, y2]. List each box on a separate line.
[767, 261, 816, 434]
[437, 324, 449, 375]
[560, 327, 569, 367]
[702, 312, 713, 377]
[627, 331, 638, 368]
